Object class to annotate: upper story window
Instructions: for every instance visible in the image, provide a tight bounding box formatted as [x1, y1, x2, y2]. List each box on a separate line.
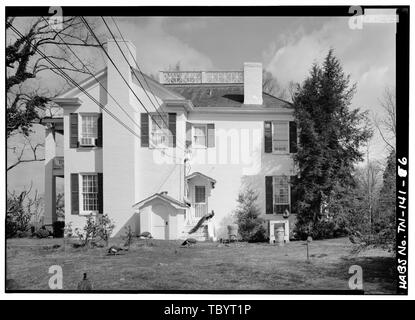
[272, 121, 289, 153]
[150, 114, 169, 148]
[80, 114, 98, 147]
[81, 174, 98, 213]
[193, 124, 207, 148]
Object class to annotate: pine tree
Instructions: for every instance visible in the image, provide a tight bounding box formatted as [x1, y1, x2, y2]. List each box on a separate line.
[235, 188, 266, 242]
[292, 50, 372, 239]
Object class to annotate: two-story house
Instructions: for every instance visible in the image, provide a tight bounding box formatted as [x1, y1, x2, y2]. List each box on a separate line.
[43, 39, 297, 241]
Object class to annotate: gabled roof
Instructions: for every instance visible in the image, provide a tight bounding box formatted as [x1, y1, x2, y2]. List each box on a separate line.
[186, 172, 216, 188]
[132, 192, 188, 210]
[165, 84, 292, 109]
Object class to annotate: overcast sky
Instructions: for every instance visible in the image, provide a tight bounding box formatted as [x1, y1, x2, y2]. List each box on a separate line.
[7, 13, 396, 194]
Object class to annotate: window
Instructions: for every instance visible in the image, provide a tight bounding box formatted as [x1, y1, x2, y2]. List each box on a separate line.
[81, 174, 98, 213]
[272, 121, 289, 153]
[193, 125, 207, 148]
[81, 115, 98, 146]
[195, 186, 206, 203]
[273, 176, 289, 205]
[150, 115, 169, 148]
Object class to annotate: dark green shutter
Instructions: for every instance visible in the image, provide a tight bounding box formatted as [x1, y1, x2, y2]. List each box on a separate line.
[70, 113, 78, 148]
[168, 113, 176, 148]
[264, 121, 272, 153]
[71, 173, 79, 215]
[207, 123, 215, 148]
[96, 114, 103, 147]
[98, 173, 103, 214]
[186, 122, 192, 148]
[290, 175, 298, 214]
[265, 176, 273, 214]
[141, 113, 149, 147]
[289, 121, 297, 153]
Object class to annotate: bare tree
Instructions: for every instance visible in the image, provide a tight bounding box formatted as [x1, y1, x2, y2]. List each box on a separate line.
[263, 70, 297, 102]
[373, 86, 396, 151]
[6, 16, 101, 170]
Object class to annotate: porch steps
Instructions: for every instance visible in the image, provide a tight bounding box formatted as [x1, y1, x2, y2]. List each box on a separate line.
[181, 224, 209, 241]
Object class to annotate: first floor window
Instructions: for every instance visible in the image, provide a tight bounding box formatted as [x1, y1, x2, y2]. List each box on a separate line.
[273, 176, 289, 205]
[193, 125, 207, 148]
[272, 121, 289, 153]
[81, 174, 98, 212]
[81, 114, 98, 146]
[151, 114, 169, 147]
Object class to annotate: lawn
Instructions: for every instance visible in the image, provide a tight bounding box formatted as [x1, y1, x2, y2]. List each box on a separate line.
[6, 237, 396, 293]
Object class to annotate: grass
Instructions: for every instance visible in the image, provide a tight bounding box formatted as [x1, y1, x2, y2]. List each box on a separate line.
[6, 237, 396, 293]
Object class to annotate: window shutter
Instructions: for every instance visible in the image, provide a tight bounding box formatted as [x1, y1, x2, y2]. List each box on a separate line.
[264, 121, 272, 153]
[141, 113, 149, 147]
[168, 113, 176, 148]
[186, 122, 192, 148]
[207, 123, 215, 148]
[71, 173, 79, 215]
[265, 176, 273, 214]
[96, 113, 103, 147]
[289, 121, 297, 153]
[70, 113, 79, 148]
[290, 175, 298, 214]
[98, 172, 103, 214]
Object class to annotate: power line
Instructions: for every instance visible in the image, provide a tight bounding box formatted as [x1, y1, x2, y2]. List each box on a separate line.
[108, 16, 187, 151]
[81, 17, 174, 142]
[7, 22, 143, 143]
[40, 16, 144, 137]
[100, 17, 187, 153]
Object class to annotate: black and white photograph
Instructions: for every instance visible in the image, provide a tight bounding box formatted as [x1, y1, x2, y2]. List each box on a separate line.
[2, 3, 410, 298]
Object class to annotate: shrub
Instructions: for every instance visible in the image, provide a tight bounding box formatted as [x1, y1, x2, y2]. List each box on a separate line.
[35, 228, 50, 238]
[235, 188, 266, 242]
[6, 191, 31, 238]
[53, 221, 65, 238]
[75, 214, 115, 247]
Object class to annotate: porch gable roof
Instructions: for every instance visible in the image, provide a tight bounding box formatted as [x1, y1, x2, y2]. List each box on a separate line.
[132, 193, 188, 210]
[186, 172, 217, 188]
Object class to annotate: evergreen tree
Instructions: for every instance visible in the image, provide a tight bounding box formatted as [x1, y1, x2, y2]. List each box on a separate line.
[373, 150, 396, 247]
[235, 188, 266, 242]
[292, 50, 372, 239]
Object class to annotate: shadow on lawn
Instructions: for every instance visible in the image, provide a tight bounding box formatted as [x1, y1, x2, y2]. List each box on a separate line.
[327, 256, 396, 294]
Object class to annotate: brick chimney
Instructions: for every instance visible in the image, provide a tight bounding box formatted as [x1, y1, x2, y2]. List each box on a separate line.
[243, 62, 263, 105]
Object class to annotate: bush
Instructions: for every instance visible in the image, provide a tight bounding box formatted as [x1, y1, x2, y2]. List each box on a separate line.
[53, 221, 65, 238]
[75, 214, 115, 247]
[235, 188, 266, 242]
[34, 228, 50, 238]
[15, 230, 32, 238]
[6, 191, 31, 238]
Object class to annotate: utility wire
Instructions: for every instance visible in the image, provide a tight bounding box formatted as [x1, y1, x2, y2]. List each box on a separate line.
[108, 16, 188, 151]
[7, 22, 142, 142]
[40, 16, 143, 136]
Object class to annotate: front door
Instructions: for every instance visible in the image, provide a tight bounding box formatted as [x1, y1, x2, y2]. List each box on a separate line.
[151, 204, 169, 239]
[192, 185, 207, 221]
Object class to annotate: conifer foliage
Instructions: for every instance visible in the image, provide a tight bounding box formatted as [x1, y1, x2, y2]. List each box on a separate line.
[292, 50, 372, 239]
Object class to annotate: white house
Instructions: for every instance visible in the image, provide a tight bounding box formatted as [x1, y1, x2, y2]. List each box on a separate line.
[43, 39, 298, 241]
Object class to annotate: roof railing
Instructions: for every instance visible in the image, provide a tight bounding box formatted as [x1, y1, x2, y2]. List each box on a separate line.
[159, 70, 244, 84]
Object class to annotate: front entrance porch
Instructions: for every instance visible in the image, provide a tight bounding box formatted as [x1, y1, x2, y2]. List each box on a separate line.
[185, 172, 216, 240]
[43, 117, 64, 226]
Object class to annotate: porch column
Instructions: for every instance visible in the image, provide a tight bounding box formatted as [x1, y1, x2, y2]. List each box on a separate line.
[44, 126, 57, 225]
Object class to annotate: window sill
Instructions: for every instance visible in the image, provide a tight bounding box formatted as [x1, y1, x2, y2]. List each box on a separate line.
[79, 211, 99, 216]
